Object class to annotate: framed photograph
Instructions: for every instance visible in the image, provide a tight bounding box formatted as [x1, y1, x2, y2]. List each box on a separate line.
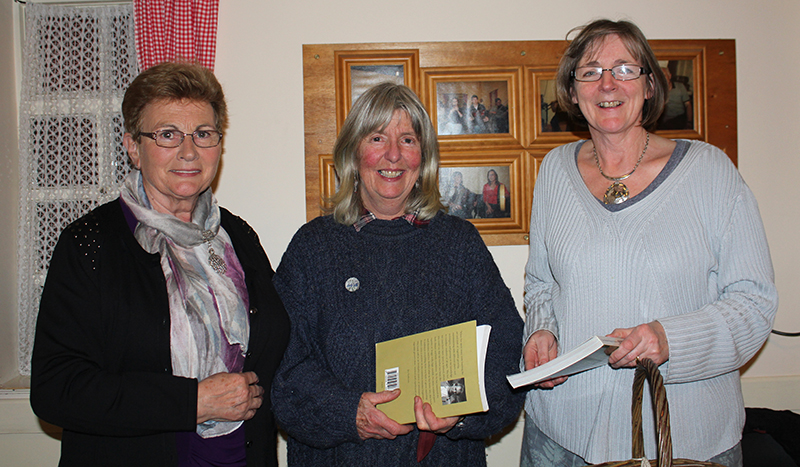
[317, 154, 336, 213]
[654, 58, 699, 135]
[438, 150, 535, 243]
[350, 65, 405, 104]
[334, 50, 419, 131]
[435, 82, 509, 136]
[440, 165, 512, 220]
[422, 67, 521, 147]
[525, 68, 589, 146]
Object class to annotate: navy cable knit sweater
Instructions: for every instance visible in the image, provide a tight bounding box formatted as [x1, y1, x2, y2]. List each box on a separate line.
[271, 212, 524, 466]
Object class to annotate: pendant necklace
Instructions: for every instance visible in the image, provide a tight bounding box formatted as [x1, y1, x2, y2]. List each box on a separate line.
[202, 230, 228, 274]
[593, 132, 649, 205]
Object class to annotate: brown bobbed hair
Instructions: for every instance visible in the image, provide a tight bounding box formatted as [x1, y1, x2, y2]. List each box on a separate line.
[330, 82, 443, 225]
[122, 61, 228, 137]
[555, 19, 668, 131]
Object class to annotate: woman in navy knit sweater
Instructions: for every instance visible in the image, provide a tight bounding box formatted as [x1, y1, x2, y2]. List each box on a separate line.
[271, 83, 524, 466]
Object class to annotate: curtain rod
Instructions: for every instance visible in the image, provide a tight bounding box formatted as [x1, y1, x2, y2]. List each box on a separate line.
[15, 0, 132, 5]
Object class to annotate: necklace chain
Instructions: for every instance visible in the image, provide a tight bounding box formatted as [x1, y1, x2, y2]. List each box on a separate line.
[593, 132, 650, 205]
[592, 132, 650, 182]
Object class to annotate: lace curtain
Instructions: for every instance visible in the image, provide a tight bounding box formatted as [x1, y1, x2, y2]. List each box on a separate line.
[17, 2, 139, 375]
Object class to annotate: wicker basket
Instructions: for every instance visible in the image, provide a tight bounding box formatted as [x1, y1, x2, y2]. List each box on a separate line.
[592, 358, 725, 467]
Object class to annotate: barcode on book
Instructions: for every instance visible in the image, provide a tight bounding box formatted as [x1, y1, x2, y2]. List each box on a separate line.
[385, 367, 400, 391]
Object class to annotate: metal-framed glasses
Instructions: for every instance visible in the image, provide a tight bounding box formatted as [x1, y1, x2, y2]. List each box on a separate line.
[138, 129, 223, 148]
[571, 64, 646, 82]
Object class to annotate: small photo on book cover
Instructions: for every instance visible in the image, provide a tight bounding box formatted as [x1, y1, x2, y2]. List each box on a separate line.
[440, 378, 467, 405]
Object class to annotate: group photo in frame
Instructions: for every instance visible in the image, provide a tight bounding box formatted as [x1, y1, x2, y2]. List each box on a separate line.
[435, 81, 510, 136]
[439, 165, 512, 220]
[422, 67, 522, 148]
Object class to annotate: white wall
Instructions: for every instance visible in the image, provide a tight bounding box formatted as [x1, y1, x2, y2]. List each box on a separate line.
[2, 0, 799, 465]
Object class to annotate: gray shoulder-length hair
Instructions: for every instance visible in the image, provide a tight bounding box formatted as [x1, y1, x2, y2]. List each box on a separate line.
[555, 19, 668, 131]
[329, 82, 443, 225]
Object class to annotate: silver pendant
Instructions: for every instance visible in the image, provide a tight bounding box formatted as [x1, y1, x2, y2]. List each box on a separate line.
[604, 182, 629, 205]
[202, 229, 227, 274]
[208, 246, 227, 274]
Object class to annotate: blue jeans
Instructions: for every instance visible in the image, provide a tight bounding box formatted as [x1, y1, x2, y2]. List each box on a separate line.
[520, 413, 742, 467]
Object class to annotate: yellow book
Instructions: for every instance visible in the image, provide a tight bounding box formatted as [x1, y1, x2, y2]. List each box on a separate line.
[374, 320, 491, 425]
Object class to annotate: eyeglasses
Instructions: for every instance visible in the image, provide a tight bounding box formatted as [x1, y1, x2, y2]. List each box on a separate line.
[138, 129, 223, 148]
[571, 64, 646, 82]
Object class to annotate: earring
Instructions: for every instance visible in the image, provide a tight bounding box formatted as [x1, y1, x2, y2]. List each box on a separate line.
[353, 176, 359, 192]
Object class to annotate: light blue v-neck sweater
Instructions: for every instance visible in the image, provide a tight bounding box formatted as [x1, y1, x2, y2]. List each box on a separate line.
[523, 140, 777, 463]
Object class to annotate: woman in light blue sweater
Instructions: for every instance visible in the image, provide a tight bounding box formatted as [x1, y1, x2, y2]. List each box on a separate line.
[521, 20, 777, 467]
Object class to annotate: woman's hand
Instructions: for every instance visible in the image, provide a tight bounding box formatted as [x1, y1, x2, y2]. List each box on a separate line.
[196, 371, 263, 424]
[356, 390, 414, 440]
[522, 330, 566, 388]
[414, 396, 459, 434]
[608, 321, 669, 368]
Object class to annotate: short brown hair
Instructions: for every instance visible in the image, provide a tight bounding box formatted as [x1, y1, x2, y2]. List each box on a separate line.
[555, 19, 668, 131]
[122, 62, 228, 136]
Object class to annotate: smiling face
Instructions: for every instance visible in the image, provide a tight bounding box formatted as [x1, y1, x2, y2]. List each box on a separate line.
[357, 109, 422, 219]
[571, 34, 652, 137]
[123, 99, 221, 221]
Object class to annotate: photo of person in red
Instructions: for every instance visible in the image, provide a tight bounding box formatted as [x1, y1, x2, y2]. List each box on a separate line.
[479, 169, 510, 218]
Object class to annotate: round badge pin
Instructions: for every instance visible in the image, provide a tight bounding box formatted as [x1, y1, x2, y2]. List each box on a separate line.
[345, 277, 360, 292]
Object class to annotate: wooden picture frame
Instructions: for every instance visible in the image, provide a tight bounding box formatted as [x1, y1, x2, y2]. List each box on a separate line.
[438, 150, 532, 237]
[334, 50, 419, 132]
[304, 40, 737, 245]
[525, 67, 590, 146]
[421, 67, 521, 148]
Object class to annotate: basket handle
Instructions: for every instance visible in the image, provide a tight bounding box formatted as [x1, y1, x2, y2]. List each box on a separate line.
[630, 358, 673, 467]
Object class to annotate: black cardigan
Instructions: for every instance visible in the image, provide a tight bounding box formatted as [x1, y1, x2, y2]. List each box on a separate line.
[30, 199, 290, 467]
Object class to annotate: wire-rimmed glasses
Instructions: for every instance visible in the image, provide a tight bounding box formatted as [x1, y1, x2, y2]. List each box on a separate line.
[138, 129, 223, 148]
[571, 64, 646, 82]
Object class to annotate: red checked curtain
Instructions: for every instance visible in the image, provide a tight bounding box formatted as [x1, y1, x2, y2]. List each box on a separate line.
[133, 0, 219, 71]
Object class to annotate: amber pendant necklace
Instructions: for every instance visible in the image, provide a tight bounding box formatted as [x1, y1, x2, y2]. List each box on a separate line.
[593, 132, 649, 205]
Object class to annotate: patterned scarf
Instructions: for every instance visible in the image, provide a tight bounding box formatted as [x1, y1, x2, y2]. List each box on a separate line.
[120, 170, 250, 438]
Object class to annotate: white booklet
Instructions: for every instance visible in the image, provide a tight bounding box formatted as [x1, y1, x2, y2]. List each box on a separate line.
[506, 335, 622, 389]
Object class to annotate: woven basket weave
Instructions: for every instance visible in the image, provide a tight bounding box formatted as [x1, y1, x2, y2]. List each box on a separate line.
[592, 358, 725, 467]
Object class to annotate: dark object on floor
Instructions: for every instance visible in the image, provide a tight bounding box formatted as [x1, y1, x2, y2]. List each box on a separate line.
[743, 407, 800, 467]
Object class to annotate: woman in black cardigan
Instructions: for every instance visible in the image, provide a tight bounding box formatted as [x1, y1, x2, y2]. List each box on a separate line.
[30, 62, 289, 467]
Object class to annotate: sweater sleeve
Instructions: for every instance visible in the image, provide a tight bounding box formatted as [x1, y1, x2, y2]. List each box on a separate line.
[270, 227, 364, 449]
[445, 222, 525, 441]
[30, 213, 198, 436]
[658, 164, 778, 383]
[523, 151, 561, 346]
